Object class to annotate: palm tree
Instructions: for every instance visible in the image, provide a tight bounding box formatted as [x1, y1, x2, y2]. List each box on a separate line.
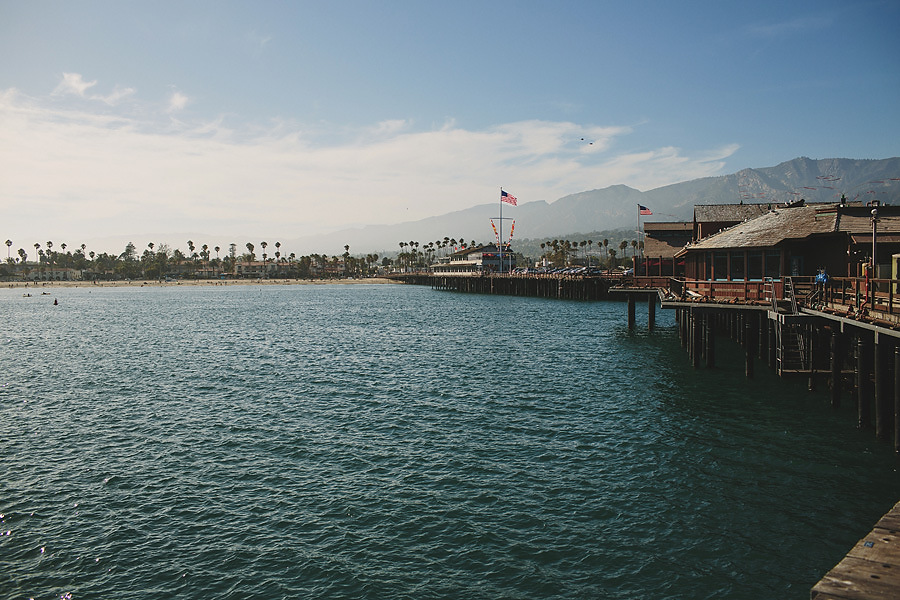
[246, 242, 255, 262]
[4, 239, 11, 261]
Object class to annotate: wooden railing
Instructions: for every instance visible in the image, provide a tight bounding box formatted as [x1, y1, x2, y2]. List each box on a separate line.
[675, 278, 787, 303]
[672, 276, 900, 317]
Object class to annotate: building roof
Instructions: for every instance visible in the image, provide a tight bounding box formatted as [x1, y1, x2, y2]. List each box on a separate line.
[644, 221, 693, 232]
[679, 203, 900, 254]
[693, 203, 773, 222]
[450, 243, 508, 258]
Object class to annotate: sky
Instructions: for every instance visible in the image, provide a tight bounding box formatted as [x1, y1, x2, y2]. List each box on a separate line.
[1, 0, 899, 254]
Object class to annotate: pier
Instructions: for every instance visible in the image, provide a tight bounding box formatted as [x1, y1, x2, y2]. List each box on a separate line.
[811, 500, 900, 599]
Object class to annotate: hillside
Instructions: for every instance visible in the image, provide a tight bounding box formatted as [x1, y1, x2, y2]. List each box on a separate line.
[283, 157, 900, 255]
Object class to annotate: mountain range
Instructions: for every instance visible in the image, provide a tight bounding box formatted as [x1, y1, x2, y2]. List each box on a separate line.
[284, 157, 900, 255]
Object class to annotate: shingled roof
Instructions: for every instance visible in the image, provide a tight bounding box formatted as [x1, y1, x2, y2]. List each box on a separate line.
[693, 203, 772, 222]
[679, 203, 900, 256]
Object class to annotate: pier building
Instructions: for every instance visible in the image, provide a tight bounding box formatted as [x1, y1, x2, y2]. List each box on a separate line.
[432, 243, 516, 275]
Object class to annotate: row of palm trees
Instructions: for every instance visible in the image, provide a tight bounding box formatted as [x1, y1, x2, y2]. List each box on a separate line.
[396, 237, 483, 271]
[539, 238, 642, 267]
[1, 239, 388, 281]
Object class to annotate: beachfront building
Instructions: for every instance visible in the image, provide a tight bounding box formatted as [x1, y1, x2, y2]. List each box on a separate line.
[677, 201, 900, 281]
[432, 244, 516, 274]
[32, 267, 82, 281]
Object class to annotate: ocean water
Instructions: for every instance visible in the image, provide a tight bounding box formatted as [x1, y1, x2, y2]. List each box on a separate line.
[1, 282, 898, 599]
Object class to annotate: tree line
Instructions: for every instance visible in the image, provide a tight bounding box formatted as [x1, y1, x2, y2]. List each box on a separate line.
[2, 233, 642, 280]
[1, 239, 386, 281]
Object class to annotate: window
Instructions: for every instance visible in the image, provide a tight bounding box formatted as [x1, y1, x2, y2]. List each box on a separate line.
[765, 250, 781, 279]
[748, 251, 763, 280]
[713, 252, 728, 280]
[730, 251, 745, 281]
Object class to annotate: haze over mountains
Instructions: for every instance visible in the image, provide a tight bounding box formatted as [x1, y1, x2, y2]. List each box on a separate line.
[284, 157, 900, 254]
[82, 157, 900, 256]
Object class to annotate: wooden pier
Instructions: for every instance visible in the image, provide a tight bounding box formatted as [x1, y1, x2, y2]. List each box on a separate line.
[811, 500, 900, 599]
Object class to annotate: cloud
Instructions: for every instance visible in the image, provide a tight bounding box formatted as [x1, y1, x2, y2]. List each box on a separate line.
[98, 85, 137, 106]
[168, 91, 189, 112]
[52, 73, 135, 106]
[746, 14, 834, 38]
[53, 73, 97, 97]
[0, 85, 735, 246]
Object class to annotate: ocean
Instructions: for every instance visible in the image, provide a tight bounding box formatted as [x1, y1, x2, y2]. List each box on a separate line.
[2, 283, 898, 599]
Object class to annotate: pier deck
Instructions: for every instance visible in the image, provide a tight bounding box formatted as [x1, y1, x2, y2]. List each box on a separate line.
[811, 501, 900, 599]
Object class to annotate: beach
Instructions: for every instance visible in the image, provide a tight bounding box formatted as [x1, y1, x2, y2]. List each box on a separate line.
[4, 277, 397, 289]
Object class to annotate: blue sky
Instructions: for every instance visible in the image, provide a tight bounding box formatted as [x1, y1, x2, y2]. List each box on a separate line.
[1, 0, 898, 250]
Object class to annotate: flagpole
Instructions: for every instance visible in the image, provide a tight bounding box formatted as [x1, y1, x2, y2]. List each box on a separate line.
[499, 188, 504, 274]
[636, 204, 640, 275]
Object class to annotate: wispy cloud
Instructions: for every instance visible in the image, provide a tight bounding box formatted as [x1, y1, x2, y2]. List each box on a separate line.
[746, 14, 834, 38]
[1, 80, 737, 244]
[52, 73, 135, 106]
[53, 72, 97, 97]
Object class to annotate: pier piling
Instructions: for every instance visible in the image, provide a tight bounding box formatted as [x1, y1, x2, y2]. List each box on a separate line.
[858, 334, 873, 430]
[831, 330, 842, 409]
[627, 294, 636, 329]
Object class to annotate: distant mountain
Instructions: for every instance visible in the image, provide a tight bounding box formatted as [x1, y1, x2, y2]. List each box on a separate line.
[280, 157, 900, 254]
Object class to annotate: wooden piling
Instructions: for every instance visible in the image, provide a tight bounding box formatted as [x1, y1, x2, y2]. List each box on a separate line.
[875, 337, 891, 441]
[627, 294, 636, 330]
[648, 294, 656, 329]
[691, 310, 701, 369]
[858, 334, 873, 430]
[706, 312, 715, 369]
[831, 330, 842, 409]
[744, 315, 754, 378]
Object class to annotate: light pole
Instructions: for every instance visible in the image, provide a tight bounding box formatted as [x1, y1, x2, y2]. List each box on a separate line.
[870, 202, 879, 307]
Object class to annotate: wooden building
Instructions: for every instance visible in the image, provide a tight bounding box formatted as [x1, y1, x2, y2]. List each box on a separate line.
[693, 203, 773, 242]
[642, 221, 692, 276]
[677, 202, 900, 281]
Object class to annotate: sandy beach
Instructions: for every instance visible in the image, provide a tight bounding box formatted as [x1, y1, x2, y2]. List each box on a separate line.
[4, 277, 398, 289]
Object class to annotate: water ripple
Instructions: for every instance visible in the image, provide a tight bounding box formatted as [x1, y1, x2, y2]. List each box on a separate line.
[1, 284, 898, 599]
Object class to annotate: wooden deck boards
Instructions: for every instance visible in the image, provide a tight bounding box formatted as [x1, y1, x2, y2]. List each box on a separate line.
[811, 501, 900, 599]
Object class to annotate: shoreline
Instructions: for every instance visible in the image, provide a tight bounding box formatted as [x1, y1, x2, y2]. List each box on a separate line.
[4, 277, 397, 289]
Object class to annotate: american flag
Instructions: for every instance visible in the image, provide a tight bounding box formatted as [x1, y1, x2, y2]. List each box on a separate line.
[638, 204, 652, 215]
[501, 190, 517, 206]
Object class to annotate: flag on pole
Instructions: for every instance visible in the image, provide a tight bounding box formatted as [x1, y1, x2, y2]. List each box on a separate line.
[638, 204, 652, 215]
[501, 190, 517, 206]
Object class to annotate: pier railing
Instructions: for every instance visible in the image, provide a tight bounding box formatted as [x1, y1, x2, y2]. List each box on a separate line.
[675, 278, 786, 304]
[674, 275, 900, 321]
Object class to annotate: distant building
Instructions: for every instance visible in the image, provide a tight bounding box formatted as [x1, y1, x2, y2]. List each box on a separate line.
[432, 244, 516, 274]
[642, 221, 692, 276]
[32, 267, 81, 281]
[643, 221, 693, 256]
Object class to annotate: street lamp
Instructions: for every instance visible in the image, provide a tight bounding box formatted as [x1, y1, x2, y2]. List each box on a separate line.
[870, 201, 880, 306]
